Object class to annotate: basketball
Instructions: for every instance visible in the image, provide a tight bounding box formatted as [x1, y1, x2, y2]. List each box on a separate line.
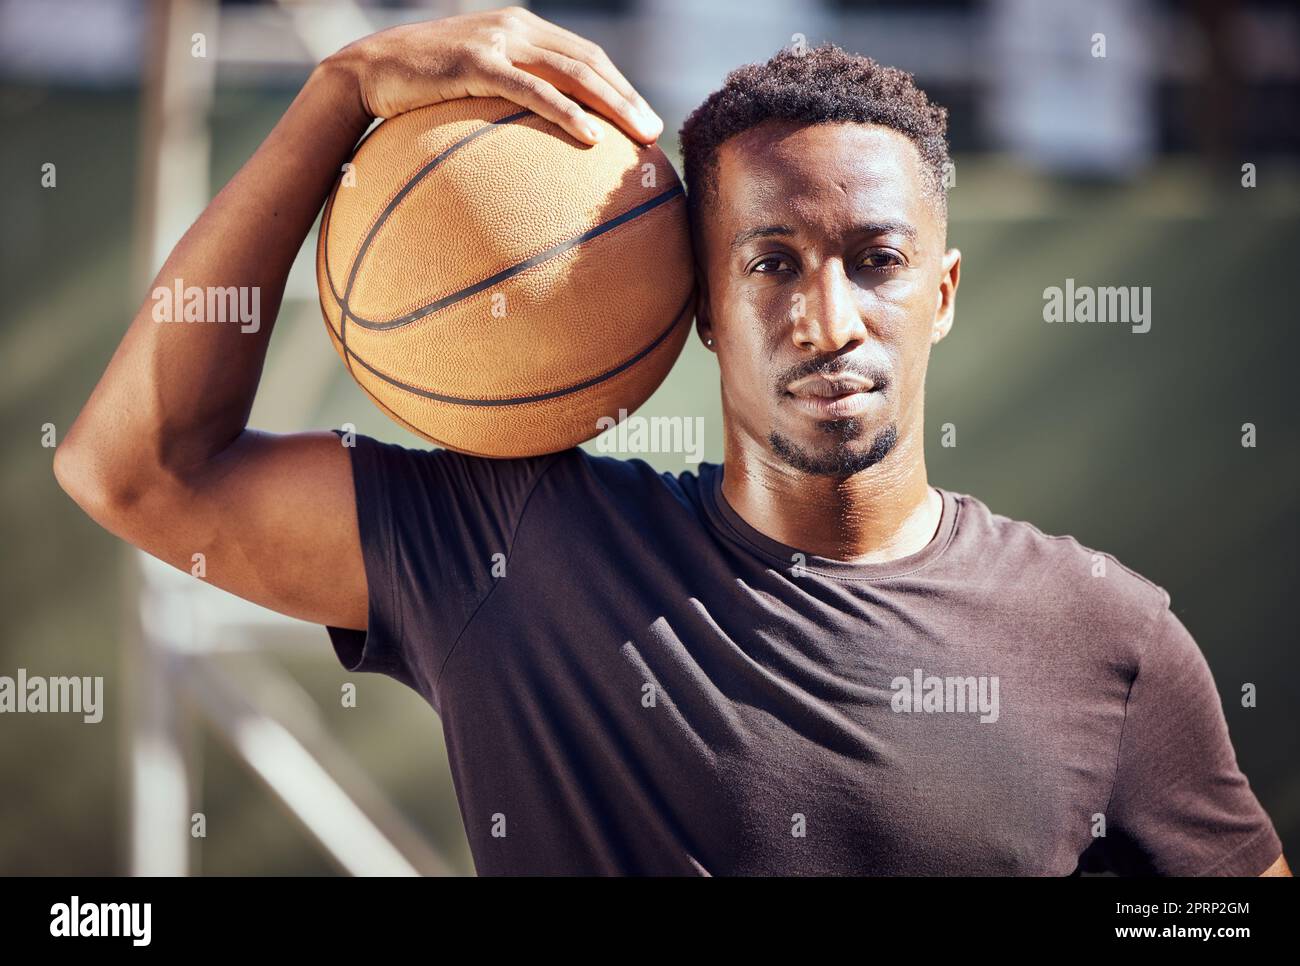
[316, 95, 695, 458]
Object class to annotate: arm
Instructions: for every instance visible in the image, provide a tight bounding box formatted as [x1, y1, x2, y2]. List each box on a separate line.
[53, 6, 661, 630]
[1102, 604, 1288, 876]
[1260, 853, 1291, 877]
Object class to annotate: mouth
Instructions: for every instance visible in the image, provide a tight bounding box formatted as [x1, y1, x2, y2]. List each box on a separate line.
[784, 376, 882, 419]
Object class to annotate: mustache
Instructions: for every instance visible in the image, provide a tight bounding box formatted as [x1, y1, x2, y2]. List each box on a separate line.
[776, 358, 891, 395]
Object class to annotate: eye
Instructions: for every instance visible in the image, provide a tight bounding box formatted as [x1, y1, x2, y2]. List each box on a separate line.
[749, 254, 794, 275]
[858, 250, 905, 273]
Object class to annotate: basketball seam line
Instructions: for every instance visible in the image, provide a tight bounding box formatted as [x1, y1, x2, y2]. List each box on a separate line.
[322, 186, 685, 345]
[351, 373, 505, 457]
[321, 192, 682, 356]
[328, 105, 528, 303]
[335, 108, 531, 308]
[344, 285, 695, 407]
[331, 101, 450, 284]
[345, 184, 685, 330]
[332, 109, 532, 381]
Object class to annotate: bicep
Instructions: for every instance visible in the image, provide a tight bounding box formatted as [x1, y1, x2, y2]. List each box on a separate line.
[111, 429, 368, 630]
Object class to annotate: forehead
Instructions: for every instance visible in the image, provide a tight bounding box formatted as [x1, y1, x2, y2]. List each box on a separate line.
[711, 120, 929, 234]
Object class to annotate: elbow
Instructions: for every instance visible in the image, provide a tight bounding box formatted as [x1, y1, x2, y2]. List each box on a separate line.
[53, 436, 142, 526]
[53, 437, 107, 518]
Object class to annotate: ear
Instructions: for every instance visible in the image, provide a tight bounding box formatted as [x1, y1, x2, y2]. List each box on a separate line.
[931, 247, 961, 345]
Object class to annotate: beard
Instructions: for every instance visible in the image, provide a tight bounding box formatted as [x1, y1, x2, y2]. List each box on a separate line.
[768, 419, 898, 477]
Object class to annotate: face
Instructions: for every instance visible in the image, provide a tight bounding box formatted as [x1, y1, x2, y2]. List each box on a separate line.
[695, 120, 960, 477]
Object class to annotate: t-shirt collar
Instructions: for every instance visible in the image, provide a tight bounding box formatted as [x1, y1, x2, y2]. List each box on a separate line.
[703, 464, 960, 580]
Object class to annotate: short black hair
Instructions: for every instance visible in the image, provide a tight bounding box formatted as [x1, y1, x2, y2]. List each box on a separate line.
[678, 43, 951, 232]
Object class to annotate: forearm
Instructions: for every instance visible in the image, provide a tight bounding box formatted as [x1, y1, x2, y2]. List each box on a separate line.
[59, 58, 370, 497]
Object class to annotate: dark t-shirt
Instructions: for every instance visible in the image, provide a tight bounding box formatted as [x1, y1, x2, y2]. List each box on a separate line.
[326, 431, 1283, 876]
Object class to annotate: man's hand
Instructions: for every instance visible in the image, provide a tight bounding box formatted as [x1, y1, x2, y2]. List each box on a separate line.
[329, 5, 662, 146]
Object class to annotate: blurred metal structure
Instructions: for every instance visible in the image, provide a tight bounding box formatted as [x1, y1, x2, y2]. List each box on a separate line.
[128, 0, 453, 877]
[132, 553, 450, 875]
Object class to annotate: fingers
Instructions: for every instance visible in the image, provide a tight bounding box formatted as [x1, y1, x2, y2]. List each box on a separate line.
[489, 65, 608, 145]
[496, 6, 660, 142]
[512, 47, 659, 144]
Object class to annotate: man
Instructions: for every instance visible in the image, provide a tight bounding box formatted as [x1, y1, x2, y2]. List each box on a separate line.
[55, 7, 1287, 876]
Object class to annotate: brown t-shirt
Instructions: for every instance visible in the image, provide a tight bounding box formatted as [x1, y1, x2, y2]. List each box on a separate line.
[326, 431, 1283, 876]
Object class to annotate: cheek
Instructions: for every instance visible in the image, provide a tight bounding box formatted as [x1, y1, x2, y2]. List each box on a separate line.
[721, 277, 780, 324]
[724, 340, 776, 407]
[874, 275, 939, 344]
[712, 277, 781, 360]
[713, 316, 778, 411]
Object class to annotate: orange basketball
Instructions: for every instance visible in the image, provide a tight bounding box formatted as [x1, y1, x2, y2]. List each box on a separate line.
[316, 96, 695, 458]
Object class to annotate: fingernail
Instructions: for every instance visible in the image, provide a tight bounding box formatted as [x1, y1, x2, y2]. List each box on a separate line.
[585, 120, 603, 142]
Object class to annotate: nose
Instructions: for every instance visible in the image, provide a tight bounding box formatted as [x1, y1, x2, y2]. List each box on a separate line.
[789, 259, 867, 353]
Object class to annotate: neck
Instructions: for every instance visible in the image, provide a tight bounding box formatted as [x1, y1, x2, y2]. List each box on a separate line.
[719, 420, 941, 564]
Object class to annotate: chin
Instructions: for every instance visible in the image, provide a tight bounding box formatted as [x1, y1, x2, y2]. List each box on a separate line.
[768, 421, 899, 477]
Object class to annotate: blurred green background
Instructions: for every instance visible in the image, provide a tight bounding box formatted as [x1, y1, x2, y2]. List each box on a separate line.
[1, 0, 1296, 875]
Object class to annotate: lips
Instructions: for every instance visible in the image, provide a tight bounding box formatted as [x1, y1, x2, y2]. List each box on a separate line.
[787, 371, 875, 393]
[789, 378, 873, 398]
[784, 377, 881, 419]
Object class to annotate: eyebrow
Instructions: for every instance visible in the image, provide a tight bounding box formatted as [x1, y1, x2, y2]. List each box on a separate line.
[730, 221, 918, 250]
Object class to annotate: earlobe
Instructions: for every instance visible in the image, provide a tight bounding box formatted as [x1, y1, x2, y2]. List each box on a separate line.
[696, 316, 715, 351]
[694, 275, 715, 351]
[931, 301, 954, 344]
[930, 287, 949, 345]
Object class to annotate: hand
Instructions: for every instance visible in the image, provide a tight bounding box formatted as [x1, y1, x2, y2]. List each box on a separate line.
[326, 5, 663, 145]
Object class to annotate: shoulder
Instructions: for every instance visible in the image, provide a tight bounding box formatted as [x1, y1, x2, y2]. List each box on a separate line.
[340, 429, 557, 498]
[343, 432, 718, 523]
[534, 447, 718, 514]
[947, 488, 1171, 642]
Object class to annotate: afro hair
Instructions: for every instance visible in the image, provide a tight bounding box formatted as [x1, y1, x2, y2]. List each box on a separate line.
[678, 43, 951, 230]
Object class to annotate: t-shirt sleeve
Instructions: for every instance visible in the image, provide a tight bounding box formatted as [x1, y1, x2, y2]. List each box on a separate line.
[324, 430, 557, 709]
[1096, 602, 1284, 876]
